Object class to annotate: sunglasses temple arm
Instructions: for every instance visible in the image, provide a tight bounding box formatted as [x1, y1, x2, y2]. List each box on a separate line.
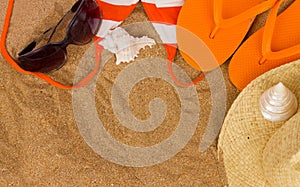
[18, 10, 73, 56]
[18, 27, 54, 56]
[47, 10, 73, 43]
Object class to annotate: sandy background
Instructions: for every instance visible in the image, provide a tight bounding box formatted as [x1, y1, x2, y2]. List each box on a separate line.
[0, 0, 294, 186]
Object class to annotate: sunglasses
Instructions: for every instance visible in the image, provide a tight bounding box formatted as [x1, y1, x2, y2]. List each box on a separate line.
[16, 0, 102, 73]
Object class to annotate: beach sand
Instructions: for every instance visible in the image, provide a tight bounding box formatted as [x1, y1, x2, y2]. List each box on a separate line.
[1, 0, 293, 186]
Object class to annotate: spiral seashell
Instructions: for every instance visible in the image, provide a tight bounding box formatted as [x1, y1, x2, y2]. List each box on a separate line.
[260, 82, 298, 122]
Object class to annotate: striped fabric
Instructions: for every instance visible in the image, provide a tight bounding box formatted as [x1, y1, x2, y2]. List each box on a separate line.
[95, 0, 184, 62]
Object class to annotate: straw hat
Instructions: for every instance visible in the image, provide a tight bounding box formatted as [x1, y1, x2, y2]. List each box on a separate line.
[218, 59, 300, 186]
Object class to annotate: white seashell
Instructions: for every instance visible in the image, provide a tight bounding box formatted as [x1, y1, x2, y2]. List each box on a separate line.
[99, 27, 156, 65]
[260, 82, 298, 122]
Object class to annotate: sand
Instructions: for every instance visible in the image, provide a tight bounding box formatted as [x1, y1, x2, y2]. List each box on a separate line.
[0, 0, 293, 186]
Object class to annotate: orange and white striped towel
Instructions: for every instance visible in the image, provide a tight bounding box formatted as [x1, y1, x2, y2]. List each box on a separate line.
[95, 0, 184, 62]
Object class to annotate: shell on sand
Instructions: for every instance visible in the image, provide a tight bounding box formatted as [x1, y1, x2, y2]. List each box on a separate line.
[99, 27, 156, 65]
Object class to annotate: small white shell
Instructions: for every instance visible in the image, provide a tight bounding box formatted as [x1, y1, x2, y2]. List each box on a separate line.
[260, 82, 298, 122]
[99, 27, 156, 65]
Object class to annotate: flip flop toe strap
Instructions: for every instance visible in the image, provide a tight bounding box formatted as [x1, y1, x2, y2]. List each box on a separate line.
[210, 0, 277, 38]
[260, 0, 300, 65]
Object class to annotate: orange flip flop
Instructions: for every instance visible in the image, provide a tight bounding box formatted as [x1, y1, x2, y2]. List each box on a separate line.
[176, 0, 277, 72]
[229, 0, 300, 90]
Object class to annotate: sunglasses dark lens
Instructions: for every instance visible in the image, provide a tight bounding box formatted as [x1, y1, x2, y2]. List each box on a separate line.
[17, 44, 67, 73]
[69, 0, 101, 44]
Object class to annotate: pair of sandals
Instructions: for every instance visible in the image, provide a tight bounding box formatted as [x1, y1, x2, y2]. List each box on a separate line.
[177, 0, 300, 90]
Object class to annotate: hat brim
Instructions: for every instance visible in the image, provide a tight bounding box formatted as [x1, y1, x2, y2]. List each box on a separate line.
[218, 60, 300, 186]
[263, 112, 300, 187]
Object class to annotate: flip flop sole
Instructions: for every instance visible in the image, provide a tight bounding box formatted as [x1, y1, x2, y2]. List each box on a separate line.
[176, 0, 260, 71]
[229, 1, 300, 90]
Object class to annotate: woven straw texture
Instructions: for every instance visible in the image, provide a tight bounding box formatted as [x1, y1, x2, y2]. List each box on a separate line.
[263, 112, 300, 187]
[218, 59, 300, 186]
